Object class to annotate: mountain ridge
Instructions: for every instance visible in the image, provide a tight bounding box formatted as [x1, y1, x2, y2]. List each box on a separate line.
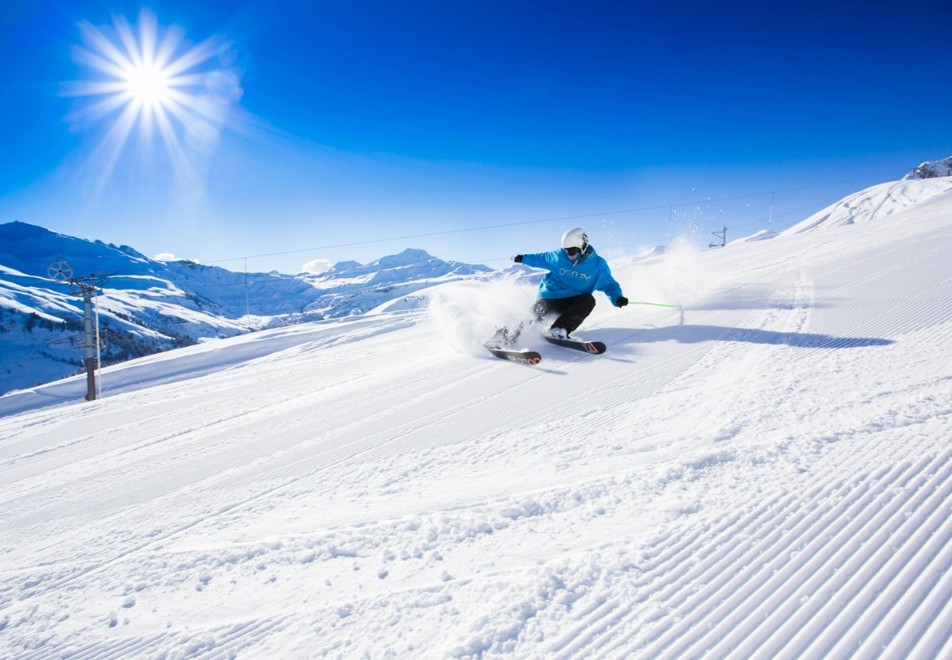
[0, 223, 492, 394]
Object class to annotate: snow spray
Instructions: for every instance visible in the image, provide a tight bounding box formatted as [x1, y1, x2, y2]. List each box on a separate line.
[426, 278, 537, 355]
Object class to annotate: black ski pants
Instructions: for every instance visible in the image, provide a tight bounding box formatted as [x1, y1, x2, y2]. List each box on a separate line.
[532, 293, 596, 335]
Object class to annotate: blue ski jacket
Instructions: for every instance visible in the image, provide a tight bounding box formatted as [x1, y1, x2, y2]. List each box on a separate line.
[520, 246, 625, 306]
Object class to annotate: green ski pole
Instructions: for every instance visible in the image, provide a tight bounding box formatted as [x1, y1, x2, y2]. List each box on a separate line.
[627, 301, 685, 325]
[628, 301, 681, 309]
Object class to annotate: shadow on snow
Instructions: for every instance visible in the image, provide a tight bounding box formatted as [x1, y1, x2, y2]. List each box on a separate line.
[601, 324, 894, 350]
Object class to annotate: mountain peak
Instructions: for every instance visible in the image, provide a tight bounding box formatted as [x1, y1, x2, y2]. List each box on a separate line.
[2, 220, 56, 240]
[320, 248, 489, 280]
[903, 156, 952, 180]
[371, 248, 435, 269]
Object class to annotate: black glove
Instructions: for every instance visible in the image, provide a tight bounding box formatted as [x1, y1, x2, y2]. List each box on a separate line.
[616, 296, 628, 307]
[513, 254, 523, 263]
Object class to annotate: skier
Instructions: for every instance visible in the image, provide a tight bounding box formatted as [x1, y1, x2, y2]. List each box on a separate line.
[491, 227, 628, 346]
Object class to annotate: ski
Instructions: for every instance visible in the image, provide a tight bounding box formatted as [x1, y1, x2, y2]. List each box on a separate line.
[487, 346, 542, 365]
[543, 336, 606, 355]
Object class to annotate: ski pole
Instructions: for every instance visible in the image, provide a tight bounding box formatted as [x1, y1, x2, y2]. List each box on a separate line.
[627, 300, 685, 325]
[627, 301, 681, 309]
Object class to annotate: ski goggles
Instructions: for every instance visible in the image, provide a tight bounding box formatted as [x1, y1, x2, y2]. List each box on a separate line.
[564, 247, 582, 257]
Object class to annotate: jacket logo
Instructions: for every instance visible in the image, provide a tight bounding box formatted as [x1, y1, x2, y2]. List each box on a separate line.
[560, 268, 591, 280]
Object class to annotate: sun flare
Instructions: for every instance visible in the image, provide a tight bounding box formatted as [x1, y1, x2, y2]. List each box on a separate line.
[63, 9, 242, 180]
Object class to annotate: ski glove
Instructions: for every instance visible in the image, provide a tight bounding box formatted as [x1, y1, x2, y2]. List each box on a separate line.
[615, 296, 629, 307]
[513, 254, 524, 263]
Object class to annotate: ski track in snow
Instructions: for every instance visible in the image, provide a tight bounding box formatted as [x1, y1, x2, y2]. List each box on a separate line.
[1, 189, 951, 657]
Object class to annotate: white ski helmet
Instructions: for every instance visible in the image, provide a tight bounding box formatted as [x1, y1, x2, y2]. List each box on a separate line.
[561, 227, 589, 252]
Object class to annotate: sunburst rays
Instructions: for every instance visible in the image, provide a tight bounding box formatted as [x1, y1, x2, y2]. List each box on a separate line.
[62, 9, 243, 192]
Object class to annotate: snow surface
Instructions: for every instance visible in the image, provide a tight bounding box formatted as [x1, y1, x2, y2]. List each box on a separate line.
[1, 178, 951, 657]
[781, 177, 952, 234]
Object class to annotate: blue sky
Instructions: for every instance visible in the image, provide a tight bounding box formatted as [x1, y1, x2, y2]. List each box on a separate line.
[1, 0, 950, 274]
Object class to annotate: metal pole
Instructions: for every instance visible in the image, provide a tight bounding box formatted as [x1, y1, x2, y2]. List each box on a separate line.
[709, 226, 727, 248]
[95, 288, 102, 399]
[82, 287, 97, 401]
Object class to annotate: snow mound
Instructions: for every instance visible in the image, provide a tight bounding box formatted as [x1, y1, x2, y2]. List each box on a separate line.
[781, 177, 952, 235]
[730, 229, 778, 244]
[634, 245, 667, 261]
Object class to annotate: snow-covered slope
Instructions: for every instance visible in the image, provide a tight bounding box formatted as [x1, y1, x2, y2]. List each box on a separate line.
[1, 184, 951, 657]
[730, 228, 778, 244]
[781, 176, 952, 234]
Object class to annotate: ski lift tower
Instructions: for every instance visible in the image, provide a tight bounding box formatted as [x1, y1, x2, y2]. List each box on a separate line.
[709, 226, 727, 248]
[47, 259, 107, 401]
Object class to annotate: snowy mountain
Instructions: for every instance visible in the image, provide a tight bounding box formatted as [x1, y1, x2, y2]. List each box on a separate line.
[301, 248, 493, 316]
[0, 222, 491, 394]
[1, 172, 950, 657]
[904, 155, 952, 180]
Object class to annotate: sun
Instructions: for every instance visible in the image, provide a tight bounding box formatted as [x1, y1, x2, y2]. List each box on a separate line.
[123, 62, 173, 107]
[63, 9, 242, 179]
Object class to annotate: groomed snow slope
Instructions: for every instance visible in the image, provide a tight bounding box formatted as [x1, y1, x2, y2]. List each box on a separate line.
[1, 181, 951, 658]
